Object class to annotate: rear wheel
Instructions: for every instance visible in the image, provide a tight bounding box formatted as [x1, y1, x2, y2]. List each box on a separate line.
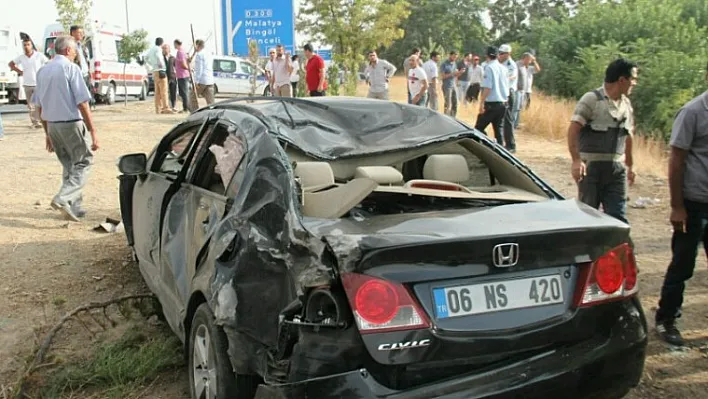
[138, 82, 147, 101]
[188, 303, 257, 399]
[105, 83, 116, 105]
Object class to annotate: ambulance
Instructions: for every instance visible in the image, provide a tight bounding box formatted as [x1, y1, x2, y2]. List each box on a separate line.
[42, 21, 148, 104]
[0, 26, 28, 104]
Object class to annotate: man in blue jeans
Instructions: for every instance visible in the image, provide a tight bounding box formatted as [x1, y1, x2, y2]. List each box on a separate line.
[655, 64, 708, 346]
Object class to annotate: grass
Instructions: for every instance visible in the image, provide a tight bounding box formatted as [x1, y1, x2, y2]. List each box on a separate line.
[356, 76, 668, 178]
[40, 326, 184, 399]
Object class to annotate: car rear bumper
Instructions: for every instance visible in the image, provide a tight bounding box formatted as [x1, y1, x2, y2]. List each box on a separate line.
[254, 300, 648, 399]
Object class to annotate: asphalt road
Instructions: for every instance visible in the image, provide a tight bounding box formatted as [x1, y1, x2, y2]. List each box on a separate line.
[1, 95, 151, 121]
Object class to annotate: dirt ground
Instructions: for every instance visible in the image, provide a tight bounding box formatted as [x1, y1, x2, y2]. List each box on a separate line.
[1, 92, 707, 398]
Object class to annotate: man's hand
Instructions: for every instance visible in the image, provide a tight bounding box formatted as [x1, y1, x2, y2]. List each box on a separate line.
[478, 103, 485, 115]
[45, 135, 54, 153]
[670, 206, 688, 233]
[90, 130, 99, 151]
[627, 166, 636, 186]
[571, 159, 586, 182]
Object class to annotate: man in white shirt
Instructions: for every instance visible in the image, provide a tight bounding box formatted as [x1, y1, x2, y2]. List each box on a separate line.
[9, 38, 49, 128]
[466, 55, 484, 103]
[265, 48, 275, 84]
[270, 44, 294, 97]
[407, 54, 428, 106]
[290, 55, 301, 97]
[193, 39, 215, 105]
[422, 51, 440, 111]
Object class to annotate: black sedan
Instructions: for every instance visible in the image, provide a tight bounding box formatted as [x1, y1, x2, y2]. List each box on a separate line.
[117, 97, 647, 399]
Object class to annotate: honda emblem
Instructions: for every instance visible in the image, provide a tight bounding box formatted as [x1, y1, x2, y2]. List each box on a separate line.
[492, 243, 519, 267]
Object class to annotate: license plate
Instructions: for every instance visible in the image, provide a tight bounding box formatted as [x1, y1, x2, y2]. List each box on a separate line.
[433, 275, 564, 319]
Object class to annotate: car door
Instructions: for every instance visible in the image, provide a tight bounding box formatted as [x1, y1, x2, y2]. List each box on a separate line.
[213, 58, 239, 94]
[237, 60, 256, 94]
[158, 120, 246, 330]
[131, 118, 211, 292]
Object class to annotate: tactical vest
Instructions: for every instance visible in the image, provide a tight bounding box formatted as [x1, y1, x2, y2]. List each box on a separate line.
[578, 90, 630, 162]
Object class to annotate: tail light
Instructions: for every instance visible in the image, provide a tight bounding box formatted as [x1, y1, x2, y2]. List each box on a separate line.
[341, 273, 429, 334]
[574, 243, 638, 307]
[93, 61, 102, 81]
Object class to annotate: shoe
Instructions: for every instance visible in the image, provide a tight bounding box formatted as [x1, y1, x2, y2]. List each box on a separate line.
[74, 208, 87, 218]
[656, 320, 684, 346]
[51, 201, 80, 222]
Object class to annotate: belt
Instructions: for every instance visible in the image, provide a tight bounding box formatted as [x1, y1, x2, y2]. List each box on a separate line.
[580, 152, 625, 162]
[485, 101, 507, 105]
[48, 119, 81, 124]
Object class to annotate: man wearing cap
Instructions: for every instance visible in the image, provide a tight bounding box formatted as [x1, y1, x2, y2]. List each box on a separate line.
[474, 46, 508, 146]
[498, 44, 517, 153]
[567, 58, 637, 227]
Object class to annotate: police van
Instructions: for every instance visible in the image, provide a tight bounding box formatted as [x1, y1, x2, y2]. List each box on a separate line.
[42, 21, 148, 105]
[212, 55, 270, 97]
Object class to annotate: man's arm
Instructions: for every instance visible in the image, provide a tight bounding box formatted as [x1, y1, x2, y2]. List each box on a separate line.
[386, 61, 397, 78]
[69, 66, 98, 149]
[669, 147, 687, 210]
[420, 74, 428, 95]
[318, 62, 326, 91]
[667, 108, 696, 231]
[567, 122, 583, 162]
[8, 60, 22, 75]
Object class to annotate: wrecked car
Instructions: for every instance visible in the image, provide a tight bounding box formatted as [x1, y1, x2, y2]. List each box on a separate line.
[116, 96, 648, 399]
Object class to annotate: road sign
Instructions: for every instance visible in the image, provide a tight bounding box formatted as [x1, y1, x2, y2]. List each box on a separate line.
[316, 49, 332, 61]
[221, 0, 296, 57]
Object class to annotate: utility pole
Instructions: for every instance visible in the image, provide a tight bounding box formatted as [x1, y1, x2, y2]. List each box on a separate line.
[124, 0, 130, 32]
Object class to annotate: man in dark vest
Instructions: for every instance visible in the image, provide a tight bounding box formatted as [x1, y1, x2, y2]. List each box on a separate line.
[567, 58, 638, 225]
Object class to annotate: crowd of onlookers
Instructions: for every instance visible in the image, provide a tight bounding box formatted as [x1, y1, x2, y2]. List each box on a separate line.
[360, 45, 541, 153]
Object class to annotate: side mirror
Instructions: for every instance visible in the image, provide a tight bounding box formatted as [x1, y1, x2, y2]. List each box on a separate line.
[118, 153, 147, 175]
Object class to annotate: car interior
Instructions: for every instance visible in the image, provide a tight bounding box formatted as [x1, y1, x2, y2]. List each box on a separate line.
[287, 138, 551, 219]
[190, 123, 244, 196]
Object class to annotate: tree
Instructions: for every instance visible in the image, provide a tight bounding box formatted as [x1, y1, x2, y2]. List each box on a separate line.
[54, 0, 93, 32]
[117, 29, 149, 106]
[247, 40, 260, 96]
[379, 0, 488, 66]
[520, 0, 708, 140]
[297, 0, 411, 95]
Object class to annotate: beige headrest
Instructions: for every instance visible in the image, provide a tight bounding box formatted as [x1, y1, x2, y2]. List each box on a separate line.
[294, 162, 335, 189]
[354, 166, 403, 185]
[423, 154, 470, 183]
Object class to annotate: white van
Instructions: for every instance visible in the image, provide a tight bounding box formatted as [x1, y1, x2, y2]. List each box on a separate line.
[0, 26, 27, 103]
[212, 55, 270, 96]
[43, 21, 148, 104]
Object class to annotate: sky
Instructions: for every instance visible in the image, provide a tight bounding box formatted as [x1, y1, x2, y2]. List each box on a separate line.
[0, 0, 307, 54]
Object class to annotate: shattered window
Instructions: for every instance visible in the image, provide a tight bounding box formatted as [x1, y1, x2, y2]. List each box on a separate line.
[158, 126, 199, 176]
[190, 123, 246, 195]
[209, 132, 245, 189]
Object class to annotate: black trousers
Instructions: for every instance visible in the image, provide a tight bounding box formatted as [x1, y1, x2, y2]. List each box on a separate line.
[309, 90, 325, 97]
[168, 79, 177, 110]
[656, 199, 708, 324]
[474, 102, 506, 145]
[503, 91, 516, 151]
[466, 83, 481, 102]
[177, 78, 190, 111]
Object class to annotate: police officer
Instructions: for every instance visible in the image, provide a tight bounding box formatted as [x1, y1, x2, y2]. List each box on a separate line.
[567, 58, 638, 224]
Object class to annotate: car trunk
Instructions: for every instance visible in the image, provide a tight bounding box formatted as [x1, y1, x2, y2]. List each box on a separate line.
[310, 199, 632, 390]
